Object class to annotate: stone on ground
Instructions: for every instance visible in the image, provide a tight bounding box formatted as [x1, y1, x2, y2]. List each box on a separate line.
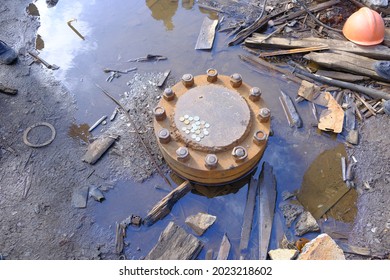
[297, 233, 345, 260]
[295, 211, 320, 236]
[269, 249, 299, 260]
[185, 212, 217, 236]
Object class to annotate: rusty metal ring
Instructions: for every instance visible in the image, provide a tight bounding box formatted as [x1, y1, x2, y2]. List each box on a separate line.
[23, 122, 56, 148]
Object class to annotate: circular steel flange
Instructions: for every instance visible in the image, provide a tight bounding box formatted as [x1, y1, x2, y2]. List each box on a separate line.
[153, 70, 270, 185]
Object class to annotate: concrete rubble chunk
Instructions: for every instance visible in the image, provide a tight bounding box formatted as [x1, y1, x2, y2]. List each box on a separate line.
[295, 211, 320, 236]
[297, 233, 346, 260]
[269, 249, 299, 260]
[185, 212, 217, 236]
[279, 201, 304, 227]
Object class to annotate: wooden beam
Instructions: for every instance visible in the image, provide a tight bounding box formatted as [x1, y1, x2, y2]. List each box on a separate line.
[304, 50, 389, 82]
[245, 35, 390, 60]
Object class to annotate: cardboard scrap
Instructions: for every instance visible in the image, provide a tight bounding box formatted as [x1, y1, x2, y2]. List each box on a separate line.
[298, 80, 344, 133]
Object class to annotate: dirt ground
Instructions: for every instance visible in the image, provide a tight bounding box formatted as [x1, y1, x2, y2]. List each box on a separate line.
[0, 0, 389, 260]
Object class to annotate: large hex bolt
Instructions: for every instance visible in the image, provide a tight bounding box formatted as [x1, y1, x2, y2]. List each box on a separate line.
[205, 154, 218, 169]
[249, 87, 262, 102]
[153, 106, 167, 121]
[182, 73, 194, 87]
[206, 68, 218, 83]
[163, 87, 175, 101]
[232, 146, 248, 162]
[176, 146, 190, 161]
[230, 73, 242, 88]
[257, 107, 271, 123]
[253, 130, 267, 146]
[158, 128, 171, 144]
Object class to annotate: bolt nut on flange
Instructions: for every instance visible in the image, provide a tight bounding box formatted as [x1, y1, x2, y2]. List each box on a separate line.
[258, 107, 271, 123]
[205, 154, 218, 169]
[163, 87, 175, 101]
[232, 146, 248, 162]
[158, 128, 171, 144]
[249, 87, 262, 101]
[253, 130, 267, 145]
[230, 73, 242, 88]
[154, 106, 167, 121]
[182, 73, 194, 87]
[206, 68, 218, 83]
[176, 146, 190, 161]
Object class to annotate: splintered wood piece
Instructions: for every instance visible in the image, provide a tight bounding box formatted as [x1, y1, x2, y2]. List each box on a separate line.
[145, 222, 203, 260]
[259, 45, 329, 57]
[258, 162, 277, 260]
[144, 180, 192, 226]
[0, 83, 18, 95]
[239, 173, 260, 258]
[195, 17, 218, 50]
[217, 233, 231, 260]
[280, 91, 302, 128]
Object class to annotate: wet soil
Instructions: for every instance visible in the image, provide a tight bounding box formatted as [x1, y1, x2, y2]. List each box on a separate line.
[1, 0, 389, 260]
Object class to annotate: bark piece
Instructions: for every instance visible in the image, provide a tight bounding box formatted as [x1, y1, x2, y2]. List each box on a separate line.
[82, 134, 118, 164]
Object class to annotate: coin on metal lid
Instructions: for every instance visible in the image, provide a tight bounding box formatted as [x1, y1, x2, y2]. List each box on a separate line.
[184, 114, 189, 119]
[181, 127, 187, 131]
[205, 123, 210, 128]
[191, 134, 196, 139]
[196, 137, 201, 142]
[189, 116, 194, 121]
[179, 116, 185, 122]
[194, 116, 200, 121]
[184, 120, 190, 125]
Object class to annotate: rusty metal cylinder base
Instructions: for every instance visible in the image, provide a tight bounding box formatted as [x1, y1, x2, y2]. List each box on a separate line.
[153, 70, 270, 185]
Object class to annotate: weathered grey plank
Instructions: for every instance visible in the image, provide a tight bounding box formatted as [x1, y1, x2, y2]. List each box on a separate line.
[217, 233, 231, 260]
[239, 173, 260, 258]
[145, 222, 203, 260]
[195, 17, 218, 50]
[258, 162, 277, 260]
[144, 180, 192, 226]
[245, 35, 390, 60]
[304, 51, 389, 82]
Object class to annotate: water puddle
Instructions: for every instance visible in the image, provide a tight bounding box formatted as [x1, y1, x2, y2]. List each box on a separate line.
[32, 0, 353, 259]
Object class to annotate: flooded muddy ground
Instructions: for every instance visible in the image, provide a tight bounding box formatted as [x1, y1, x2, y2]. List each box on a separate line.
[1, 0, 389, 260]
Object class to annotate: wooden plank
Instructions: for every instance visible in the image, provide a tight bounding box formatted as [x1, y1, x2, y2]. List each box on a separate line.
[245, 35, 390, 60]
[258, 162, 277, 260]
[217, 233, 231, 260]
[144, 180, 193, 226]
[304, 51, 388, 82]
[259, 45, 329, 57]
[315, 70, 370, 82]
[239, 173, 260, 258]
[195, 17, 218, 50]
[145, 222, 203, 260]
[280, 91, 302, 128]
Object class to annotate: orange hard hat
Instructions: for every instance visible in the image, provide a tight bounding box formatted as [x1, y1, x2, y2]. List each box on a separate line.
[342, 7, 385, 46]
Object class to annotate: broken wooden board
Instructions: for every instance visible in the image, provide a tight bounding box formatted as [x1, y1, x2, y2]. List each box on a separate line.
[143, 180, 192, 226]
[315, 70, 370, 83]
[71, 186, 89, 208]
[298, 80, 344, 133]
[279, 91, 302, 128]
[258, 162, 277, 260]
[157, 69, 171, 87]
[245, 35, 390, 60]
[195, 17, 218, 50]
[145, 222, 203, 260]
[239, 173, 259, 258]
[259, 45, 329, 58]
[81, 134, 118, 164]
[217, 233, 231, 260]
[304, 50, 390, 82]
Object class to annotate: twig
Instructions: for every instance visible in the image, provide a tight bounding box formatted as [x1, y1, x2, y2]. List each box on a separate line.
[256, 23, 287, 46]
[67, 19, 85, 40]
[95, 84, 172, 188]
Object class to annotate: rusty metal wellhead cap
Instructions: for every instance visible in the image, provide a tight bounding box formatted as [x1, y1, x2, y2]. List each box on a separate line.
[153, 69, 270, 185]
